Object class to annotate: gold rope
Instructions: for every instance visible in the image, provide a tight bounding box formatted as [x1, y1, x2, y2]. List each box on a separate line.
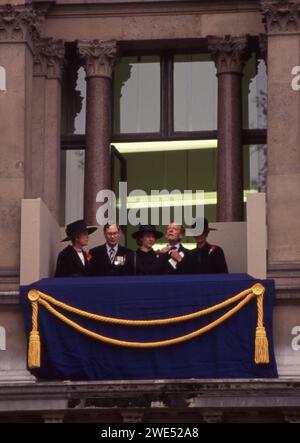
[30, 287, 253, 326]
[27, 283, 269, 368]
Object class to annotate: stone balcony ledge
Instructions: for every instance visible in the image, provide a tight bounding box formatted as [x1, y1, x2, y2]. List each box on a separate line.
[1, 379, 300, 412]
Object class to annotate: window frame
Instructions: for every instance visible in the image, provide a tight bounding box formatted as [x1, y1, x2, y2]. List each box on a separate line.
[61, 49, 267, 148]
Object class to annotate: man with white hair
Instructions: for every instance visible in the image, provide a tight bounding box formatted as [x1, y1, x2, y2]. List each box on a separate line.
[161, 223, 190, 274]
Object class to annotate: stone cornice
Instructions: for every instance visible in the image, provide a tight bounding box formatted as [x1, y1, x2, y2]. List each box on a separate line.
[0, 379, 300, 412]
[0, 3, 44, 47]
[46, 1, 259, 19]
[208, 35, 250, 75]
[33, 37, 65, 79]
[78, 40, 118, 79]
[261, 0, 300, 34]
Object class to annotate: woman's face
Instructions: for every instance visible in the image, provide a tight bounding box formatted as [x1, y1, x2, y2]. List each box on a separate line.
[140, 232, 156, 249]
[75, 231, 89, 247]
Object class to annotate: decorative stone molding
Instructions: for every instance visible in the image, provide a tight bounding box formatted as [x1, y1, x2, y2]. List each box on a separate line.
[201, 410, 223, 423]
[208, 35, 250, 75]
[33, 38, 65, 80]
[121, 411, 144, 423]
[78, 40, 118, 79]
[0, 3, 43, 46]
[283, 410, 300, 423]
[261, 0, 300, 33]
[43, 413, 65, 423]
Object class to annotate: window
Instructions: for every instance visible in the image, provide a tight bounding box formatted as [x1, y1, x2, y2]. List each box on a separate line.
[243, 54, 267, 129]
[61, 46, 267, 226]
[243, 144, 267, 193]
[61, 64, 86, 136]
[113, 56, 161, 134]
[173, 54, 217, 132]
[60, 150, 85, 225]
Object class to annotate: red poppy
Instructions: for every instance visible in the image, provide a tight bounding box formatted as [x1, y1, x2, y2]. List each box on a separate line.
[86, 251, 92, 262]
[209, 245, 217, 255]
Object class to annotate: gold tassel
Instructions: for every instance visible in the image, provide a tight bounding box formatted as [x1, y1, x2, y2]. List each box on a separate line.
[28, 291, 41, 369]
[28, 331, 41, 369]
[255, 326, 269, 364]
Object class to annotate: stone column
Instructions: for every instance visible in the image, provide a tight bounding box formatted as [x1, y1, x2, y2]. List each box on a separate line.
[32, 38, 65, 219]
[0, 4, 41, 274]
[261, 0, 300, 264]
[208, 35, 249, 222]
[78, 40, 118, 225]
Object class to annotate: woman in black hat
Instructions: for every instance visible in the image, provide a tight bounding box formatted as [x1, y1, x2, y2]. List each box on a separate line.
[132, 225, 166, 275]
[54, 220, 97, 277]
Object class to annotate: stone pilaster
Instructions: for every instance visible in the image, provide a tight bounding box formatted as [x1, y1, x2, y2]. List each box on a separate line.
[78, 40, 118, 225]
[31, 38, 65, 219]
[208, 35, 250, 222]
[261, 0, 300, 264]
[0, 3, 42, 275]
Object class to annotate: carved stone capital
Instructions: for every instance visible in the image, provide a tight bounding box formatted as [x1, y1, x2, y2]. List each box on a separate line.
[208, 35, 250, 75]
[78, 40, 118, 79]
[0, 3, 43, 45]
[261, 0, 300, 33]
[33, 38, 65, 80]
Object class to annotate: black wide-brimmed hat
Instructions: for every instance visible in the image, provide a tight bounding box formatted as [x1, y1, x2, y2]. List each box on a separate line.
[191, 217, 217, 235]
[132, 224, 163, 240]
[62, 219, 97, 242]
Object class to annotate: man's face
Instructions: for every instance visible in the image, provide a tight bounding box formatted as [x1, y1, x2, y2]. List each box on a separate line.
[76, 231, 89, 247]
[105, 224, 120, 247]
[194, 230, 209, 247]
[140, 232, 156, 249]
[166, 223, 183, 243]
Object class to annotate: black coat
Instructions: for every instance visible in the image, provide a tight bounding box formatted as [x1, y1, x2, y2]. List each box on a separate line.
[134, 249, 166, 275]
[181, 242, 228, 274]
[163, 244, 191, 275]
[89, 244, 134, 276]
[54, 245, 92, 277]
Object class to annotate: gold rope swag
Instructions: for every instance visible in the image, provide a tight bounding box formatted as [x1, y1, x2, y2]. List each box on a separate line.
[27, 283, 269, 369]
